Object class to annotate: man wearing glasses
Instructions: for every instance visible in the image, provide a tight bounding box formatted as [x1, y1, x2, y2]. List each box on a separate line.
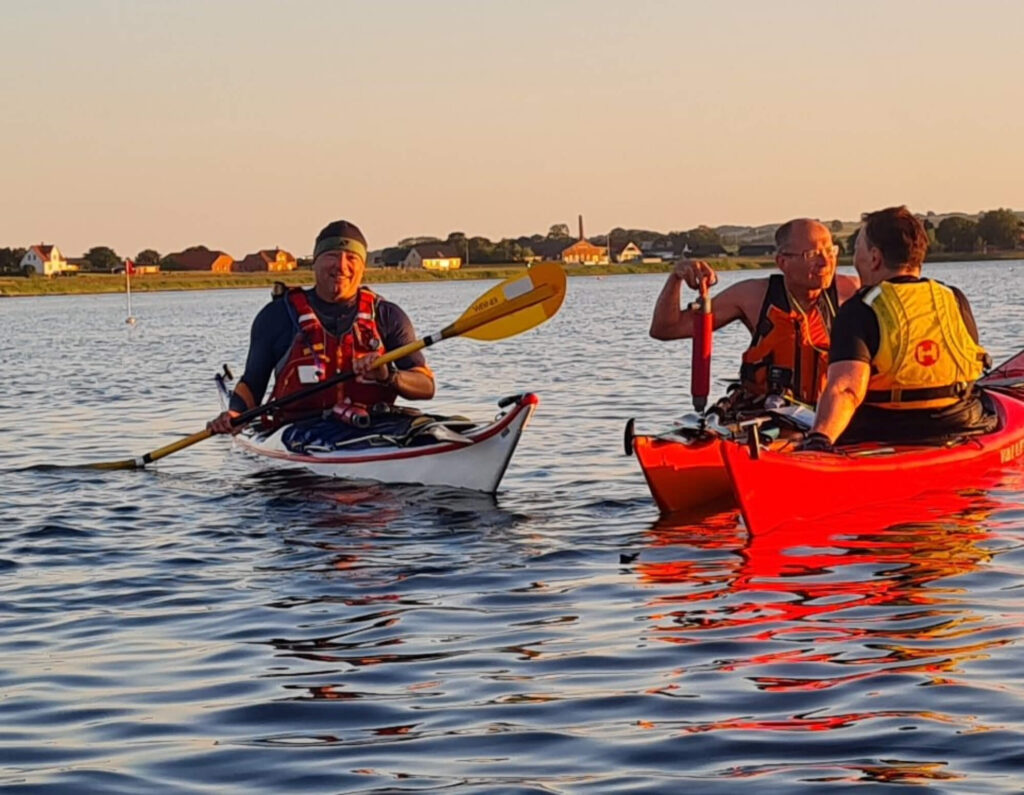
[650, 218, 860, 411]
[801, 206, 994, 451]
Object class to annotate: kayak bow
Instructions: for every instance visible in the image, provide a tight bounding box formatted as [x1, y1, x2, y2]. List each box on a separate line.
[633, 431, 732, 514]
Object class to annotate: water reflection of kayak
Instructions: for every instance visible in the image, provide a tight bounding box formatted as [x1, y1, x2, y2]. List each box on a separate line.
[232, 393, 538, 493]
[637, 484, 1007, 650]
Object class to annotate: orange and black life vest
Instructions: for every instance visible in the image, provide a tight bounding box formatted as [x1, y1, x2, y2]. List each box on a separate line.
[739, 274, 838, 406]
[266, 287, 397, 428]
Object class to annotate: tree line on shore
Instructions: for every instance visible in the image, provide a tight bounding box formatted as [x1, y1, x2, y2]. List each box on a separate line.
[2, 209, 1020, 276]
[393, 209, 1021, 262]
[843, 209, 1023, 255]
[928, 208, 1022, 252]
[392, 223, 731, 265]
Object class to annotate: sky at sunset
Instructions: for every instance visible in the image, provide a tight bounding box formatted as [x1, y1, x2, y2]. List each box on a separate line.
[3, 0, 1022, 259]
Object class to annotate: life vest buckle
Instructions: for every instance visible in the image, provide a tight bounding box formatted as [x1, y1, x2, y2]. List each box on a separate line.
[767, 365, 793, 389]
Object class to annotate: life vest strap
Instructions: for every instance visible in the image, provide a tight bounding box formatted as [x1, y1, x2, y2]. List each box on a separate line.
[739, 361, 794, 390]
[865, 383, 969, 404]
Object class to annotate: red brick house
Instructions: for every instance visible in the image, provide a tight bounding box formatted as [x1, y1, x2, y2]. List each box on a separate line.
[235, 248, 297, 272]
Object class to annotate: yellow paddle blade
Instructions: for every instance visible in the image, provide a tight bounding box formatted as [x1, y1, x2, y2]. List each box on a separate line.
[455, 263, 567, 342]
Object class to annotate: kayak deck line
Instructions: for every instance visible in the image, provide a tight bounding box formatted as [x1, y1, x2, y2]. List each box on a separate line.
[235, 397, 530, 465]
[231, 392, 539, 493]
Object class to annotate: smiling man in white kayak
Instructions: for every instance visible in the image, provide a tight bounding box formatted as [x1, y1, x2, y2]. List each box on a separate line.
[650, 218, 861, 412]
[802, 206, 996, 451]
[209, 220, 435, 439]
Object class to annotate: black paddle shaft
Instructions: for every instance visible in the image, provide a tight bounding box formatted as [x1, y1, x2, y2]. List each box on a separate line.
[226, 336, 448, 430]
[227, 369, 358, 429]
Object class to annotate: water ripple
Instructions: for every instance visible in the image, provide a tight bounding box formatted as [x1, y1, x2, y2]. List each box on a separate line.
[2, 271, 1024, 792]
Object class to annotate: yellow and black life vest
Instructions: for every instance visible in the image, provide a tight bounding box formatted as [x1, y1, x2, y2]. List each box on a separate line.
[862, 279, 988, 410]
[739, 274, 838, 405]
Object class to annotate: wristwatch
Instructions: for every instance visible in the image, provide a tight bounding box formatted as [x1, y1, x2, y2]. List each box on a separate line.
[383, 362, 399, 387]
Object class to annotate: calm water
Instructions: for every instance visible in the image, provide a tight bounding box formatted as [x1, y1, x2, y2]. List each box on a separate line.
[3, 264, 1024, 793]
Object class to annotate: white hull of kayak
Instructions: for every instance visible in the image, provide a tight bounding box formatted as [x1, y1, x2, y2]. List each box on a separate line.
[233, 393, 538, 493]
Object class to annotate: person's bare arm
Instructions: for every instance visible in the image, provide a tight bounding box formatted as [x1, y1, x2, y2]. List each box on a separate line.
[354, 354, 435, 400]
[650, 261, 760, 340]
[810, 360, 870, 443]
[390, 368, 435, 400]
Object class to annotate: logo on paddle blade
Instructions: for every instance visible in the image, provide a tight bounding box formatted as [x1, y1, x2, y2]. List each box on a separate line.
[914, 340, 940, 367]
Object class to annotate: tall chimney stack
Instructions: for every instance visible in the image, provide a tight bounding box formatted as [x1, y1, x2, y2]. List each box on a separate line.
[578, 214, 584, 241]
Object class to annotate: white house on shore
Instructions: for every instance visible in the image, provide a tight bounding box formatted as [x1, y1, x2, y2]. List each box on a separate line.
[403, 243, 462, 271]
[611, 241, 643, 263]
[20, 244, 78, 276]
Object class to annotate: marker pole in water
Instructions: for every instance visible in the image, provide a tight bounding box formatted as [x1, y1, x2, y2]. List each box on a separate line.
[125, 259, 136, 325]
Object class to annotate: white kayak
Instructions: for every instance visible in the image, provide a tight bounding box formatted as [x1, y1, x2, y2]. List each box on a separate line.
[232, 393, 538, 493]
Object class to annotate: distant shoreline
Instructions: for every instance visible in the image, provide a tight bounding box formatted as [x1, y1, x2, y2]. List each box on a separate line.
[1, 252, 1020, 297]
[0, 261, 741, 297]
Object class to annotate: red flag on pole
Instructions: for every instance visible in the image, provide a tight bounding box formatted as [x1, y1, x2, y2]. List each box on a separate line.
[125, 259, 135, 275]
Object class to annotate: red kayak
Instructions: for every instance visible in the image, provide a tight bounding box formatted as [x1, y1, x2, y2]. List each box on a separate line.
[632, 272, 722, 514]
[632, 419, 805, 515]
[633, 431, 732, 514]
[723, 388, 1024, 534]
[632, 350, 1024, 521]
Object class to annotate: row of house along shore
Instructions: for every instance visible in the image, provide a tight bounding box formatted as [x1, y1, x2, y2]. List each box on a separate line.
[14, 244, 301, 277]
[14, 242, 467, 276]
[15, 216, 767, 278]
[371, 215, 759, 269]
[370, 216, 697, 269]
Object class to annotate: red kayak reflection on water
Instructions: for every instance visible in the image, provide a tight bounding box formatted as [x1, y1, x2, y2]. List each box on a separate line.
[634, 474, 1024, 723]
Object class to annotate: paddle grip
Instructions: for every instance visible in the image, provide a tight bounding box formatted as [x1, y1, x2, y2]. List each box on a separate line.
[690, 279, 713, 413]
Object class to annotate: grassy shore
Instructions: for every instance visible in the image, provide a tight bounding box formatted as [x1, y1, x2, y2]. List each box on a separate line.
[1, 251, 1019, 297]
[0, 259, 771, 297]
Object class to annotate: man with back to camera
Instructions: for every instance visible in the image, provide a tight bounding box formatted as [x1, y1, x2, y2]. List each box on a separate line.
[650, 218, 861, 411]
[208, 219, 435, 440]
[802, 205, 995, 451]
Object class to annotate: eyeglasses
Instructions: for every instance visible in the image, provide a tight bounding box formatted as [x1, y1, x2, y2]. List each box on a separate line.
[779, 245, 839, 262]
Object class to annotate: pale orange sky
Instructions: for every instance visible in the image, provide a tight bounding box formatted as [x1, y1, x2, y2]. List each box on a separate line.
[3, 0, 1022, 259]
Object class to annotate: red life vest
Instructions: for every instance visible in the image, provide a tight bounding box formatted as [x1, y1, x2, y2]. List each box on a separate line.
[266, 287, 397, 428]
[739, 274, 838, 406]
